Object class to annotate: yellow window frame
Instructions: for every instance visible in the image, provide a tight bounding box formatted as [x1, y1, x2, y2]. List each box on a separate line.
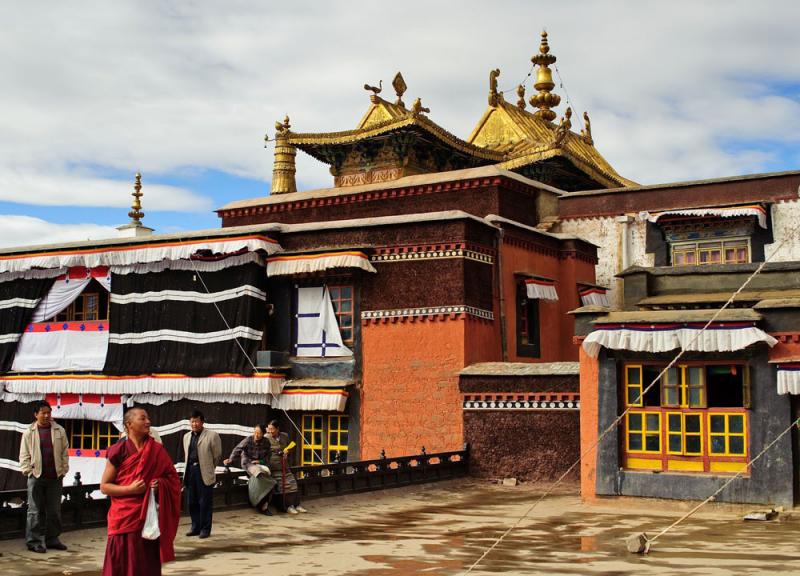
[626, 411, 661, 454]
[625, 365, 643, 407]
[666, 411, 704, 456]
[708, 412, 747, 457]
[301, 414, 324, 466]
[327, 415, 349, 462]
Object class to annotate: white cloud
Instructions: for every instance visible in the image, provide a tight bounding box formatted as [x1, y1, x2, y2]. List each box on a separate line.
[0, 215, 118, 249]
[0, 0, 798, 216]
[0, 170, 211, 211]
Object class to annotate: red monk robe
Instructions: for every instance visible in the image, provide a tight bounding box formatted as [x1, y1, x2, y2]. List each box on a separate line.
[102, 436, 181, 576]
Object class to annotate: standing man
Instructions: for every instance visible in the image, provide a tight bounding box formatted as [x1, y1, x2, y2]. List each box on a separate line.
[19, 400, 69, 553]
[100, 407, 181, 576]
[183, 410, 221, 538]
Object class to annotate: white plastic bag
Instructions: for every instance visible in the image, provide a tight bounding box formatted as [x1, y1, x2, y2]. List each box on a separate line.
[141, 488, 160, 541]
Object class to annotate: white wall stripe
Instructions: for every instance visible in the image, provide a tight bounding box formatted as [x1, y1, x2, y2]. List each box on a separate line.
[0, 297, 40, 310]
[0, 333, 21, 344]
[111, 285, 266, 305]
[0, 421, 31, 433]
[109, 326, 263, 345]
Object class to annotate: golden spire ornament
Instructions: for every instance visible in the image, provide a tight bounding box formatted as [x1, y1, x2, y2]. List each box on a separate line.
[529, 30, 561, 122]
[271, 115, 297, 194]
[128, 172, 145, 224]
[516, 84, 526, 109]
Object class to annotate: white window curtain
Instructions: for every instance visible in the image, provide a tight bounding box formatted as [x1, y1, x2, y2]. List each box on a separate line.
[295, 286, 353, 357]
[11, 324, 109, 372]
[31, 267, 111, 322]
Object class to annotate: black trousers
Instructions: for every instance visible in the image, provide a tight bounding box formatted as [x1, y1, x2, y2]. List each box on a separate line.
[186, 465, 214, 534]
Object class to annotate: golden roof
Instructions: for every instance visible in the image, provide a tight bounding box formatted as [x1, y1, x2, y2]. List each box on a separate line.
[468, 97, 636, 188]
[270, 34, 635, 192]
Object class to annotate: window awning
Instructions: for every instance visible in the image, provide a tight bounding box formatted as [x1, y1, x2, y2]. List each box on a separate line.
[0, 235, 281, 275]
[272, 378, 349, 412]
[0, 372, 285, 395]
[646, 204, 767, 229]
[267, 251, 376, 277]
[579, 285, 609, 307]
[776, 363, 800, 395]
[525, 278, 558, 301]
[582, 319, 777, 358]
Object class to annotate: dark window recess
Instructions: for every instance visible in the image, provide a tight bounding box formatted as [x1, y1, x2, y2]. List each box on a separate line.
[516, 281, 540, 358]
[706, 365, 745, 407]
[642, 366, 662, 407]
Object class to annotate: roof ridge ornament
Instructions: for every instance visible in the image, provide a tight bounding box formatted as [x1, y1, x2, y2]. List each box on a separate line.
[364, 80, 383, 103]
[516, 84, 526, 109]
[581, 111, 594, 145]
[392, 72, 407, 108]
[488, 68, 501, 107]
[411, 97, 430, 117]
[529, 30, 561, 122]
[128, 172, 144, 224]
[552, 107, 572, 148]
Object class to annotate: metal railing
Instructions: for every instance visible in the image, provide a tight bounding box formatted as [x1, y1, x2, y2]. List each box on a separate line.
[0, 445, 468, 540]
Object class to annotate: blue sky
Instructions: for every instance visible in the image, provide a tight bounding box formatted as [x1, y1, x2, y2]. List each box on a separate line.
[1, 0, 799, 247]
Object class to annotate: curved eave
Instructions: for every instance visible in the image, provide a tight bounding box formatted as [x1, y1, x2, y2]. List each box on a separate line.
[500, 144, 636, 189]
[286, 115, 505, 163]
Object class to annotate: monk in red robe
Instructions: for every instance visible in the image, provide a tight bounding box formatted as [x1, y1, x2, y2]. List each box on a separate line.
[100, 407, 181, 576]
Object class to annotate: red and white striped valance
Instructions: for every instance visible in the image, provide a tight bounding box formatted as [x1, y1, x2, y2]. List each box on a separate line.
[0, 235, 281, 274]
[267, 251, 376, 277]
[776, 363, 800, 395]
[525, 278, 558, 301]
[1, 372, 285, 395]
[647, 204, 767, 229]
[272, 387, 349, 412]
[579, 286, 609, 307]
[582, 322, 778, 358]
[45, 393, 123, 427]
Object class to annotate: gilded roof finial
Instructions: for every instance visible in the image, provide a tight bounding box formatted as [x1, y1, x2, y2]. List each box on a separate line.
[128, 172, 144, 224]
[529, 30, 561, 122]
[516, 84, 526, 109]
[411, 97, 430, 116]
[581, 111, 594, 145]
[488, 69, 501, 107]
[271, 115, 296, 194]
[393, 72, 407, 108]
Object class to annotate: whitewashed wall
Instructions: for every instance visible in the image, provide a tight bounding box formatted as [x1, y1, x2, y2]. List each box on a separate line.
[766, 200, 800, 262]
[558, 199, 800, 308]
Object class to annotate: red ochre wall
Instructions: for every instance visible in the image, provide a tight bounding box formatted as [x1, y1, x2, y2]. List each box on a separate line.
[501, 242, 596, 362]
[579, 346, 599, 501]
[360, 316, 498, 459]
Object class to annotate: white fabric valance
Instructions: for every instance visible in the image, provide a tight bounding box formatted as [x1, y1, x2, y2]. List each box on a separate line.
[11, 322, 109, 372]
[267, 251, 376, 277]
[776, 364, 800, 395]
[525, 279, 559, 301]
[647, 205, 767, 229]
[110, 251, 265, 276]
[125, 393, 273, 406]
[0, 268, 68, 284]
[272, 388, 349, 412]
[0, 235, 280, 274]
[579, 287, 610, 307]
[1, 373, 285, 395]
[582, 323, 778, 358]
[295, 286, 353, 357]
